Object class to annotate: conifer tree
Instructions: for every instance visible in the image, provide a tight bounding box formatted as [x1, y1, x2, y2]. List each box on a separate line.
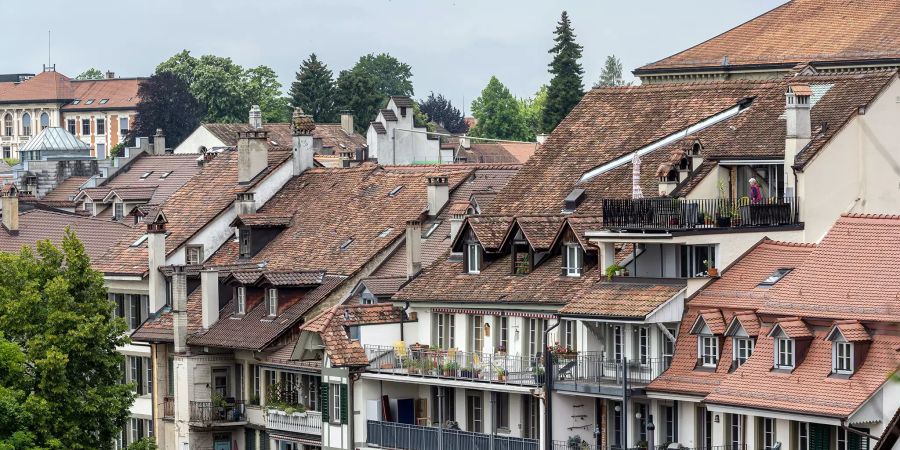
[543, 11, 584, 133]
[289, 53, 338, 123]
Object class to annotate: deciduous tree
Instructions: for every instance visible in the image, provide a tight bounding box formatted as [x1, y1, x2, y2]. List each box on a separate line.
[289, 54, 337, 123]
[334, 69, 384, 133]
[130, 72, 202, 148]
[75, 68, 104, 80]
[470, 76, 528, 141]
[351, 53, 414, 98]
[543, 11, 584, 133]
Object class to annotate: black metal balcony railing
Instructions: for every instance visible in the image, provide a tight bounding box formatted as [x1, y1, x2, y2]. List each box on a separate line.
[553, 442, 746, 450]
[365, 345, 541, 387]
[367, 420, 538, 450]
[189, 400, 246, 424]
[163, 396, 175, 419]
[601, 197, 799, 231]
[552, 354, 671, 388]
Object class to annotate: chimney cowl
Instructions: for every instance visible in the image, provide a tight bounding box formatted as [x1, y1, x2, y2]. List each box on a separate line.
[292, 108, 316, 136]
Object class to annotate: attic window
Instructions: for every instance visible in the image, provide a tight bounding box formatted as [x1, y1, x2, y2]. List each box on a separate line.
[160, 171, 173, 179]
[388, 185, 403, 197]
[85, 99, 95, 105]
[759, 268, 792, 287]
[99, 99, 109, 104]
[378, 228, 393, 238]
[140, 171, 154, 179]
[423, 221, 441, 238]
[130, 234, 149, 247]
[71, 100, 80, 105]
[340, 238, 354, 250]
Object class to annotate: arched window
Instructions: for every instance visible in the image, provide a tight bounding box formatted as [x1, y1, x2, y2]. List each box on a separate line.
[3, 114, 11, 137]
[40, 112, 50, 130]
[21, 113, 31, 136]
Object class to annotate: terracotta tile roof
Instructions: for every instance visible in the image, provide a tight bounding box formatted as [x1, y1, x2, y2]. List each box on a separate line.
[768, 317, 813, 339]
[464, 216, 513, 251]
[514, 215, 565, 250]
[63, 78, 142, 111]
[694, 309, 726, 335]
[456, 143, 539, 164]
[205, 122, 365, 154]
[560, 281, 685, 319]
[232, 213, 292, 228]
[0, 70, 74, 102]
[262, 342, 323, 371]
[380, 109, 398, 121]
[36, 175, 91, 206]
[107, 186, 158, 202]
[313, 124, 367, 153]
[670, 159, 715, 197]
[0, 208, 131, 263]
[635, 0, 900, 74]
[390, 96, 414, 108]
[96, 149, 292, 275]
[92, 153, 202, 206]
[828, 320, 871, 342]
[360, 276, 409, 297]
[726, 311, 761, 337]
[448, 201, 470, 215]
[262, 271, 326, 287]
[297, 303, 408, 367]
[131, 286, 204, 343]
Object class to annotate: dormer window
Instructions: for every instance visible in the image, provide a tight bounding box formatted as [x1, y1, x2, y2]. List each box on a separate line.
[725, 313, 758, 370]
[564, 244, 583, 277]
[774, 337, 795, 369]
[236, 287, 246, 315]
[691, 310, 724, 369]
[466, 243, 482, 274]
[699, 335, 719, 367]
[733, 337, 754, 368]
[113, 202, 125, 220]
[511, 230, 533, 275]
[832, 340, 853, 374]
[267, 288, 278, 316]
[239, 228, 251, 258]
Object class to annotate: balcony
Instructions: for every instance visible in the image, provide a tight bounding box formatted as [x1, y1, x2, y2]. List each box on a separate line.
[601, 197, 799, 232]
[552, 443, 746, 450]
[364, 345, 541, 387]
[552, 353, 670, 396]
[189, 400, 246, 427]
[266, 408, 323, 436]
[163, 396, 174, 419]
[367, 420, 538, 450]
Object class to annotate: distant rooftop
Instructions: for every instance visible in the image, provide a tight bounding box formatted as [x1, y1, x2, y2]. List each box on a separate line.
[18, 127, 91, 161]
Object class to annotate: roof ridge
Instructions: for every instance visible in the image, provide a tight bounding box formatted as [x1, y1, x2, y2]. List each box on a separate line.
[840, 213, 900, 220]
[760, 238, 818, 248]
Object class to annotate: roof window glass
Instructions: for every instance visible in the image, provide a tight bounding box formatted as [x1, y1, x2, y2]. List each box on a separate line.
[759, 268, 793, 287]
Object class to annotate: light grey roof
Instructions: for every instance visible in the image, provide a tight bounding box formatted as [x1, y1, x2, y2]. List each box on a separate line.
[20, 127, 90, 153]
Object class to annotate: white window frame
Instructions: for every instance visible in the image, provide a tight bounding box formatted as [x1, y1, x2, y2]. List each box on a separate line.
[613, 325, 623, 361]
[638, 326, 649, 364]
[466, 243, 481, 274]
[470, 315, 483, 353]
[761, 417, 775, 450]
[699, 335, 719, 367]
[113, 202, 124, 220]
[563, 320, 576, 351]
[466, 390, 483, 433]
[267, 288, 278, 316]
[329, 383, 341, 424]
[774, 337, 795, 369]
[435, 313, 456, 348]
[729, 414, 744, 448]
[797, 422, 809, 450]
[833, 341, 853, 374]
[96, 117, 106, 135]
[565, 244, 583, 277]
[236, 287, 246, 315]
[733, 337, 754, 368]
[81, 118, 91, 136]
[186, 245, 204, 265]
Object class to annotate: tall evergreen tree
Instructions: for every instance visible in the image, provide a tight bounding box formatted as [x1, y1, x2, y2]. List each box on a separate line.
[289, 54, 337, 123]
[595, 55, 626, 87]
[129, 72, 203, 148]
[419, 92, 468, 134]
[470, 76, 528, 141]
[334, 69, 383, 134]
[543, 11, 584, 133]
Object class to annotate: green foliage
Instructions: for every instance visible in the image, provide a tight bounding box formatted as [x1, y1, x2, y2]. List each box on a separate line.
[351, 53, 414, 98]
[419, 92, 468, 134]
[335, 69, 384, 134]
[126, 438, 158, 450]
[412, 103, 436, 133]
[289, 53, 337, 123]
[605, 264, 625, 281]
[156, 50, 286, 124]
[519, 85, 548, 141]
[2, 158, 18, 167]
[543, 11, 584, 133]
[0, 230, 133, 449]
[595, 55, 627, 88]
[130, 72, 202, 148]
[470, 76, 529, 141]
[75, 68, 104, 80]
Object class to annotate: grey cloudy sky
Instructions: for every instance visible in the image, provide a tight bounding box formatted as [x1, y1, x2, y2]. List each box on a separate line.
[5, 0, 784, 112]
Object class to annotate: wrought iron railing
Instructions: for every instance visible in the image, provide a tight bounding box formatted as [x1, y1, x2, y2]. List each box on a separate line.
[266, 409, 323, 435]
[188, 400, 246, 424]
[364, 345, 542, 387]
[552, 442, 745, 450]
[601, 197, 799, 231]
[162, 396, 174, 419]
[552, 354, 671, 388]
[367, 420, 539, 450]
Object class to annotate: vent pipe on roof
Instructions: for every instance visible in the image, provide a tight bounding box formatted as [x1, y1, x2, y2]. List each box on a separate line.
[237, 129, 269, 184]
[784, 84, 812, 198]
[427, 176, 449, 217]
[405, 220, 422, 279]
[172, 266, 189, 354]
[201, 269, 220, 329]
[291, 108, 316, 176]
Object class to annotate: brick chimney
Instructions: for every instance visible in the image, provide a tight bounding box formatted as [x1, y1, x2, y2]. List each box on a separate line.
[201, 269, 219, 329]
[172, 265, 188, 353]
[1, 184, 19, 234]
[340, 111, 354, 135]
[146, 209, 169, 312]
[291, 108, 316, 176]
[427, 176, 449, 217]
[784, 83, 812, 197]
[153, 129, 166, 155]
[405, 220, 422, 279]
[249, 105, 263, 129]
[237, 129, 269, 184]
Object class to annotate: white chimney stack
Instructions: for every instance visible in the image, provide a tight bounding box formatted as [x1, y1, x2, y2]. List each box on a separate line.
[405, 220, 422, 278]
[249, 105, 263, 129]
[146, 210, 168, 312]
[340, 111, 354, 135]
[292, 108, 316, 176]
[427, 176, 449, 217]
[784, 83, 812, 197]
[536, 134, 549, 145]
[1, 184, 19, 234]
[237, 129, 269, 184]
[201, 270, 220, 329]
[172, 265, 188, 353]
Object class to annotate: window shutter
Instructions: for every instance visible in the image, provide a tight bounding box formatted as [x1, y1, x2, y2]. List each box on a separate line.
[320, 383, 330, 422]
[245, 428, 256, 450]
[260, 430, 270, 450]
[136, 357, 144, 395]
[340, 383, 349, 424]
[477, 246, 483, 271]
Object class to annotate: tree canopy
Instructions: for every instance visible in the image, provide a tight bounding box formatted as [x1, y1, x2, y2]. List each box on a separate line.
[0, 230, 133, 449]
[74, 68, 104, 80]
[470, 76, 529, 141]
[289, 54, 338, 123]
[334, 69, 384, 134]
[543, 11, 584, 133]
[595, 55, 627, 88]
[351, 53, 414, 98]
[419, 93, 468, 134]
[129, 72, 202, 148]
[520, 85, 548, 141]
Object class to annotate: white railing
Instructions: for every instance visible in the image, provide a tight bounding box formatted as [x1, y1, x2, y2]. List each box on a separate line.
[266, 409, 323, 436]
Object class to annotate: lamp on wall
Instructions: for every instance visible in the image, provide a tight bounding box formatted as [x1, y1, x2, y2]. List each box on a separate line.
[614, 404, 621, 412]
[714, 414, 720, 423]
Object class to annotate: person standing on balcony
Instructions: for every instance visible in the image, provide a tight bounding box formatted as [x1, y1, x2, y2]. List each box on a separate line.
[749, 178, 763, 204]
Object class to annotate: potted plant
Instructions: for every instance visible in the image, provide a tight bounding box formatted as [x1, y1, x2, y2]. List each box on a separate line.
[533, 365, 545, 384]
[605, 264, 625, 281]
[443, 360, 459, 377]
[496, 367, 508, 381]
[567, 436, 583, 450]
[705, 259, 719, 277]
[496, 343, 507, 355]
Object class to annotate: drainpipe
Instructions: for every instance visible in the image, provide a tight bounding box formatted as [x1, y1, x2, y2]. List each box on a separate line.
[544, 317, 561, 450]
[840, 420, 880, 441]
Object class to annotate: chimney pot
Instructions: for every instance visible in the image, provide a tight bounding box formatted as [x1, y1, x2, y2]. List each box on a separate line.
[536, 134, 549, 145]
[106, 70, 115, 79]
[249, 105, 263, 129]
[405, 220, 422, 278]
[292, 108, 316, 176]
[153, 129, 166, 155]
[234, 192, 256, 216]
[1, 184, 19, 234]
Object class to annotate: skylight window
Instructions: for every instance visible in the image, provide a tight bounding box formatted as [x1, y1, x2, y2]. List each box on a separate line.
[759, 268, 793, 287]
[378, 227, 393, 238]
[140, 171, 154, 179]
[130, 234, 149, 247]
[85, 99, 95, 105]
[99, 99, 109, 104]
[388, 185, 404, 197]
[71, 100, 81, 105]
[423, 221, 441, 238]
[340, 238, 354, 250]
[160, 171, 172, 179]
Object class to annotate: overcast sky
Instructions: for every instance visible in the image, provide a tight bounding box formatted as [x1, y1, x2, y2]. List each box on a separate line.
[5, 0, 784, 113]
